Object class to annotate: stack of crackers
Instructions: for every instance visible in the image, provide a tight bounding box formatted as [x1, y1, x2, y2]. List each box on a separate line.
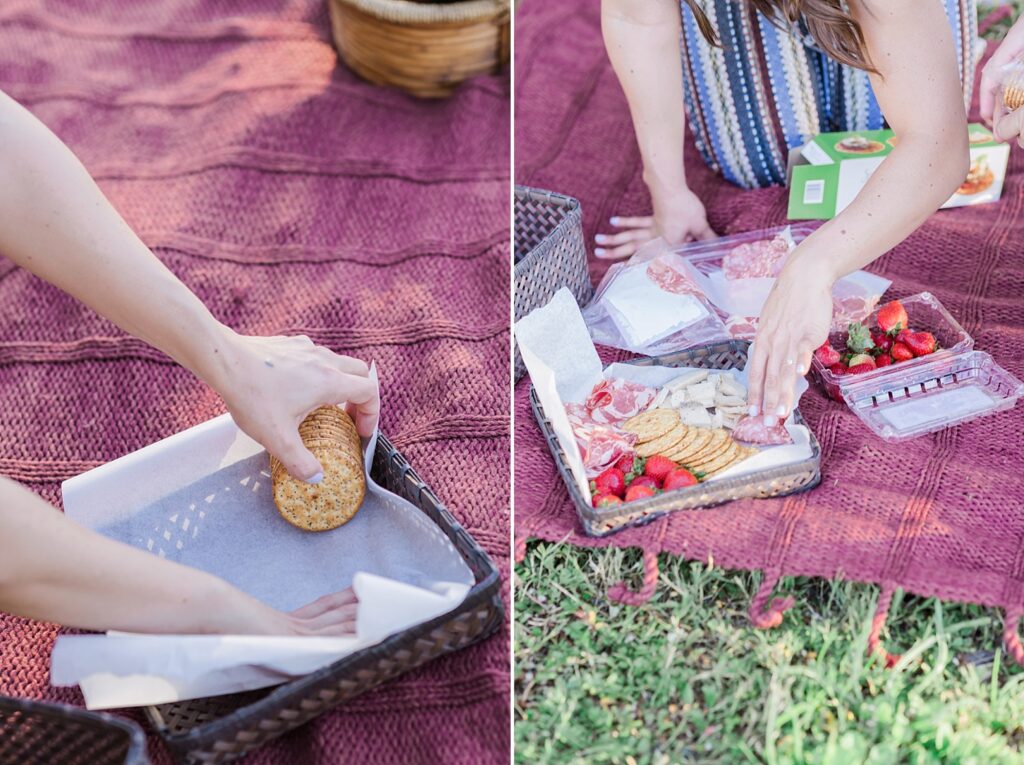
[271, 406, 366, 532]
[1006, 63, 1024, 111]
[622, 409, 756, 479]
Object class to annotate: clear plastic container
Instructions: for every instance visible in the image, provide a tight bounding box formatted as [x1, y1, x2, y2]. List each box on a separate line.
[672, 223, 819, 275]
[810, 292, 1024, 441]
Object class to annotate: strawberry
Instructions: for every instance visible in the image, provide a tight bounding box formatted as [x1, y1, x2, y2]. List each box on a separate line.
[871, 330, 893, 352]
[814, 341, 841, 367]
[624, 484, 656, 502]
[643, 455, 677, 484]
[829, 363, 849, 376]
[628, 475, 659, 492]
[614, 453, 642, 475]
[847, 353, 875, 369]
[877, 300, 908, 334]
[847, 362, 875, 374]
[903, 331, 936, 357]
[846, 322, 875, 354]
[663, 468, 698, 490]
[875, 354, 893, 367]
[594, 467, 626, 498]
[593, 493, 623, 508]
[891, 342, 914, 362]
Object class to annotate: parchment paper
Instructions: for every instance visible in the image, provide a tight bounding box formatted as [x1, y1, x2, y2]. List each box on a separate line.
[52, 371, 475, 709]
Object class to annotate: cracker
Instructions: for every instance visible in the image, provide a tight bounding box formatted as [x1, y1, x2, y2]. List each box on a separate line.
[666, 427, 714, 463]
[271, 406, 366, 532]
[705, 445, 759, 478]
[637, 423, 690, 458]
[681, 429, 731, 467]
[621, 408, 680, 443]
[690, 440, 741, 474]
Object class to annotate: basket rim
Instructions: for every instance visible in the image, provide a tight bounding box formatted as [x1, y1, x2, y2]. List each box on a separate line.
[528, 340, 825, 536]
[0, 696, 150, 765]
[513, 186, 584, 282]
[332, 0, 509, 25]
[144, 431, 503, 750]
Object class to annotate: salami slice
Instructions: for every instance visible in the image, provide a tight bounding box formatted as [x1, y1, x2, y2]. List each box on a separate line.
[731, 415, 793, 445]
[580, 425, 636, 477]
[724, 315, 759, 340]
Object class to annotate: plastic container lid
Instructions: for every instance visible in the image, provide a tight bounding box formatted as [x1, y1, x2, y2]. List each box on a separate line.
[672, 223, 820, 275]
[811, 291, 1024, 441]
[840, 350, 1024, 441]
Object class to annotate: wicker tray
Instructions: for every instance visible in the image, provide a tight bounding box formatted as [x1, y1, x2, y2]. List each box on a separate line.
[514, 186, 593, 381]
[531, 341, 823, 536]
[143, 433, 503, 763]
[0, 697, 149, 765]
[327, 0, 510, 98]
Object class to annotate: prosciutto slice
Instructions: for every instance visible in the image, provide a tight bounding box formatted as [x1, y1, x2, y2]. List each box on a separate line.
[583, 378, 657, 425]
[647, 257, 702, 296]
[731, 415, 793, 445]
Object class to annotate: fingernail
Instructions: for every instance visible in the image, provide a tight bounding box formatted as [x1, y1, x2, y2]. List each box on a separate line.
[764, 415, 778, 427]
[595, 234, 607, 243]
[595, 247, 606, 256]
[610, 216, 621, 226]
[305, 471, 324, 485]
[748, 405, 759, 417]
[796, 363, 807, 375]
[775, 405, 786, 417]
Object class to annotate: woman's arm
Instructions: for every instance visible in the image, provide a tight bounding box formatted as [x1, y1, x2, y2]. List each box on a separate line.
[596, 0, 715, 259]
[747, 0, 970, 422]
[0, 90, 378, 482]
[0, 477, 357, 634]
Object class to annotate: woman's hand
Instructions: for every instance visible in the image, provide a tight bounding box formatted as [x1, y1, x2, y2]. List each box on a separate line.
[244, 588, 359, 637]
[980, 15, 1024, 126]
[994, 107, 1024, 148]
[745, 259, 835, 424]
[204, 331, 379, 484]
[595, 187, 715, 259]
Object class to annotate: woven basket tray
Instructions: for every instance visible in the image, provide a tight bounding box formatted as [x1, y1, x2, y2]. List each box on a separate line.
[531, 341, 823, 536]
[327, 0, 510, 98]
[514, 186, 593, 381]
[0, 697, 149, 765]
[143, 433, 503, 763]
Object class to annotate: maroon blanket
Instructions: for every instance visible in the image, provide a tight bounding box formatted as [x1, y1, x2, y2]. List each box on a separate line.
[0, 2, 508, 763]
[516, 0, 1024, 664]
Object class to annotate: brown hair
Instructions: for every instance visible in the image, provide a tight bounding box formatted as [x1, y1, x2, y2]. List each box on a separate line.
[685, 0, 875, 73]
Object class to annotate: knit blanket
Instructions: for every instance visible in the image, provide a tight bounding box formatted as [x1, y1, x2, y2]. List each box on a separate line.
[0, 1, 509, 762]
[515, 0, 1024, 665]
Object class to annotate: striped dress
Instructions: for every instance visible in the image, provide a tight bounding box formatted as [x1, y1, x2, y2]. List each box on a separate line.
[679, 0, 978, 188]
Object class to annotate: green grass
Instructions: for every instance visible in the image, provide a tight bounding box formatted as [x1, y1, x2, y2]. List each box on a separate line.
[514, 543, 1024, 764]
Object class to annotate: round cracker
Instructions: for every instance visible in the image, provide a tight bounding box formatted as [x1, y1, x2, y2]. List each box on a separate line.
[662, 426, 701, 460]
[686, 432, 732, 468]
[705, 445, 759, 478]
[621, 408, 680, 443]
[637, 423, 690, 458]
[689, 440, 741, 474]
[271, 406, 366, 532]
[666, 427, 714, 463]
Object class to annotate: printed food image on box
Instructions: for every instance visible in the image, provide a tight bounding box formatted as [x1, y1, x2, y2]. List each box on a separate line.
[788, 124, 1009, 220]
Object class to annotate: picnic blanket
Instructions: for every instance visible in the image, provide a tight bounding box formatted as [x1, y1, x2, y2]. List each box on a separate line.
[515, 0, 1024, 666]
[0, 1, 508, 763]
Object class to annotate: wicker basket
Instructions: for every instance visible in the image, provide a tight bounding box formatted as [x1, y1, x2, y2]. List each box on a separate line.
[514, 186, 593, 381]
[143, 433, 503, 763]
[327, 0, 510, 98]
[0, 697, 149, 765]
[531, 341, 823, 536]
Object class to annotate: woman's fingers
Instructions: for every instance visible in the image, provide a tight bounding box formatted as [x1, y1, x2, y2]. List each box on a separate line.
[290, 588, 357, 619]
[608, 215, 654, 228]
[595, 240, 647, 259]
[744, 339, 770, 417]
[595, 228, 649, 247]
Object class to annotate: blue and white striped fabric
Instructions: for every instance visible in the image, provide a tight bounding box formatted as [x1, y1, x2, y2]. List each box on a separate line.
[679, 0, 977, 188]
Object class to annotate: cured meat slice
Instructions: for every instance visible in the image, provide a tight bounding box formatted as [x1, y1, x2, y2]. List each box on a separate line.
[731, 414, 793, 445]
[647, 257, 702, 296]
[724, 315, 759, 340]
[579, 425, 636, 477]
[584, 378, 657, 425]
[722, 234, 791, 280]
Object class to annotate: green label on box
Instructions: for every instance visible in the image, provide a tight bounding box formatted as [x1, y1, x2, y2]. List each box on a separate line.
[788, 164, 840, 220]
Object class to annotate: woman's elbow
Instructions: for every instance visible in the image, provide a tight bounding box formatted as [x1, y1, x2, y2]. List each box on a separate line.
[939, 132, 971, 198]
